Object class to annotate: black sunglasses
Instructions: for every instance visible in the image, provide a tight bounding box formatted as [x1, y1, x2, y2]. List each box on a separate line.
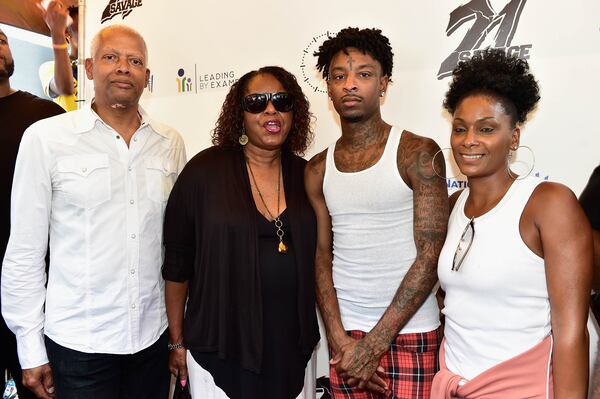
[452, 217, 475, 272]
[242, 92, 293, 114]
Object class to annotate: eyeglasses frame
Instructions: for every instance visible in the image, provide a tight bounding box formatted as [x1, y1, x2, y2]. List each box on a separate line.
[452, 217, 475, 272]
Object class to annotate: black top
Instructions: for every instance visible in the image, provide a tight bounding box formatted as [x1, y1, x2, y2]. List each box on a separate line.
[191, 208, 309, 398]
[0, 90, 63, 358]
[0, 91, 64, 260]
[162, 146, 319, 373]
[580, 165, 600, 230]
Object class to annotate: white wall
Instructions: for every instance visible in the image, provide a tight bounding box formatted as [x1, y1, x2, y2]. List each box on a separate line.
[83, 0, 600, 194]
[82, 0, 600, 395]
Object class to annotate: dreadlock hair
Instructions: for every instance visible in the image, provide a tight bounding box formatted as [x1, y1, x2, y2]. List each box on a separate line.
[314, 27, 394, 81]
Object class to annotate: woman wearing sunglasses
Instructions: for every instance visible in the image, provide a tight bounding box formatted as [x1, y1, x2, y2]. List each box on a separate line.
[431, 49, 592, 398]
[162, 66, 319, 398]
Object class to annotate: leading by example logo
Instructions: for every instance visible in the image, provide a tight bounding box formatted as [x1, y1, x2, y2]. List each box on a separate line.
[437, 0, 532, 80]
[175, 65, 236, 94]
[101, 0, 143, 23]
[177, 68, 194, 93]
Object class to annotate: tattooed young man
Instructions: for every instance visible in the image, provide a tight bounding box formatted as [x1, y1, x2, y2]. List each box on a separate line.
[306, 27, 449, 398]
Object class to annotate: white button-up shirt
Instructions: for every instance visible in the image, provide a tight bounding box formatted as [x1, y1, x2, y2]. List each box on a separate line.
[1, 103, 186, 368]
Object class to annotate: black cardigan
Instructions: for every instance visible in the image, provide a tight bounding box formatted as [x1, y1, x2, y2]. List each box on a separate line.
[162, 145, 320, 373]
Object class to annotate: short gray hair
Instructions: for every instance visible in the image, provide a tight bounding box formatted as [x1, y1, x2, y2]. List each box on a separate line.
[89, 24, 148, 64]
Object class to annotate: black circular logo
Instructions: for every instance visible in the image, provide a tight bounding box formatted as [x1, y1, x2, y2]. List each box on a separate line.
[299, 31, 332, 94]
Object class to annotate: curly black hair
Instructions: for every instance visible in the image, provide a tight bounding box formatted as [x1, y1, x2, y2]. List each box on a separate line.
[443, 49, 540, 125]
[314, 27, 394, 81]
[67, 6, 78, 17]
[211, 66, 314, 156]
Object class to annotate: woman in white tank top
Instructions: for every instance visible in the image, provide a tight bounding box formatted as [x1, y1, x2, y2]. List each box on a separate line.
[431, 49, 592, 399]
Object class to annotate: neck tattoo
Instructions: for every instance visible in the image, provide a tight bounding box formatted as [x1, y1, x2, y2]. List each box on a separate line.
[245, 154, 288, 254]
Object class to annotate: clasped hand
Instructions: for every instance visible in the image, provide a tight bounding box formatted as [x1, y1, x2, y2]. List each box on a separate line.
[331, 336, 388, 394]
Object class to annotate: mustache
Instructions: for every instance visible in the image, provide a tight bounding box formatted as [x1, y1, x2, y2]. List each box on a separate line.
[341, 94, 362, 101]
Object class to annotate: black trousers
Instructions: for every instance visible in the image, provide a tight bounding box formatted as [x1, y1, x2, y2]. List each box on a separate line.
[45, 330, 170, 399]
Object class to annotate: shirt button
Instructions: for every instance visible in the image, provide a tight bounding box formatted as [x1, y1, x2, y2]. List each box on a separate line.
[130, 269, 135, 275]
[116, 135, 120, 140]
[129, 200, 134, 205]
[134, 137, 138, 142]
[82, 167, 87, 173]
[131, 234, 136, 239]
[128, 166, 132, 172]
[131, 303, 136, 309]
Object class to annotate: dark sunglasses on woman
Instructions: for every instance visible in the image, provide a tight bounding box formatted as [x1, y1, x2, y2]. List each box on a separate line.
[242, 92, 293, 113]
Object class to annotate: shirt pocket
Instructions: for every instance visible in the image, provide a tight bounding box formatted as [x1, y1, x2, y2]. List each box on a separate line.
[55, 154, 111, 209]
[144, 156, 178, 203]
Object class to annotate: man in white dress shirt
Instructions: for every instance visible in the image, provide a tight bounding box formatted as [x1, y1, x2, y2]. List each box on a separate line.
[1, 24, 186, 399]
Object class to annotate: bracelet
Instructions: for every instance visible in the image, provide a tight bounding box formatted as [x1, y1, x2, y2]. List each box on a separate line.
[168, 342, 185, 351]
[52, 42, 68, 50]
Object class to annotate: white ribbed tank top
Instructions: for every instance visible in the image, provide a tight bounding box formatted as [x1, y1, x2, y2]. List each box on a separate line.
[438, 176, 550, 380]
[323, 127, 440, 333]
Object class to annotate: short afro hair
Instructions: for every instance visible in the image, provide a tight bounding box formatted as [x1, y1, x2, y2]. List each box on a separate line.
[314, 27, 393, 81]
[443, 48, 540, 125]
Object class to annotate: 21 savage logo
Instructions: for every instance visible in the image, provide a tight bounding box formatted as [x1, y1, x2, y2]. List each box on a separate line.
[101, 0, 143, 24]
[437, 0, 532, 79]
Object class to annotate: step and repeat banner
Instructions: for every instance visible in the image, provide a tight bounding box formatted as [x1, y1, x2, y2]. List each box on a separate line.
[82, 0, 600, 195]
[82, 0, 600, 396]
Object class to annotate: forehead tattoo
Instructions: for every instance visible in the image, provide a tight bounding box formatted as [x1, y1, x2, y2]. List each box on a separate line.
[346, 54, 355, 70]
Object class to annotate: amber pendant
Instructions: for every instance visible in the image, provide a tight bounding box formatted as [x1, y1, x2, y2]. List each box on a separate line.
[278, 241, 288, 254]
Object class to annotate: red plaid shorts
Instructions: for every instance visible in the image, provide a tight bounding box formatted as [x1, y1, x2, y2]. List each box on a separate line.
[329, 327, 441, 399]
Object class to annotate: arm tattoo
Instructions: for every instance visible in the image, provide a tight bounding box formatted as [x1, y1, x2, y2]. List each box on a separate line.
[306, 151, 347, 349]
[366, 131, 449, 354]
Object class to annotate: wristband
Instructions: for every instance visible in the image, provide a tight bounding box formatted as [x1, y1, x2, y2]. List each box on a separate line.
[168, 342, 185, 351]
[52, 42, 68, 50]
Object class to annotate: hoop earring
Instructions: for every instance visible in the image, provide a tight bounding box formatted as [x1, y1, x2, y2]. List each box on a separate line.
[238, 126, 248, 146]
[507, 145, 535, 180]
[432, 147, 462, 180]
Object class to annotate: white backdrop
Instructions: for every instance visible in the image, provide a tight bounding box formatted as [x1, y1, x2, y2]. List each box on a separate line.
[81, 0, 600, 396]
[82, 0, 600, 194]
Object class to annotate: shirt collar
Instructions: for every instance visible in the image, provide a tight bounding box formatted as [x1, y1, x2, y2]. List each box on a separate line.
[72, 100, 170, 138]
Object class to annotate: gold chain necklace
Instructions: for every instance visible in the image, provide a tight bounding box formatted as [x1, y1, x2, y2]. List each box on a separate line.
[245, 154, 288, 254]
